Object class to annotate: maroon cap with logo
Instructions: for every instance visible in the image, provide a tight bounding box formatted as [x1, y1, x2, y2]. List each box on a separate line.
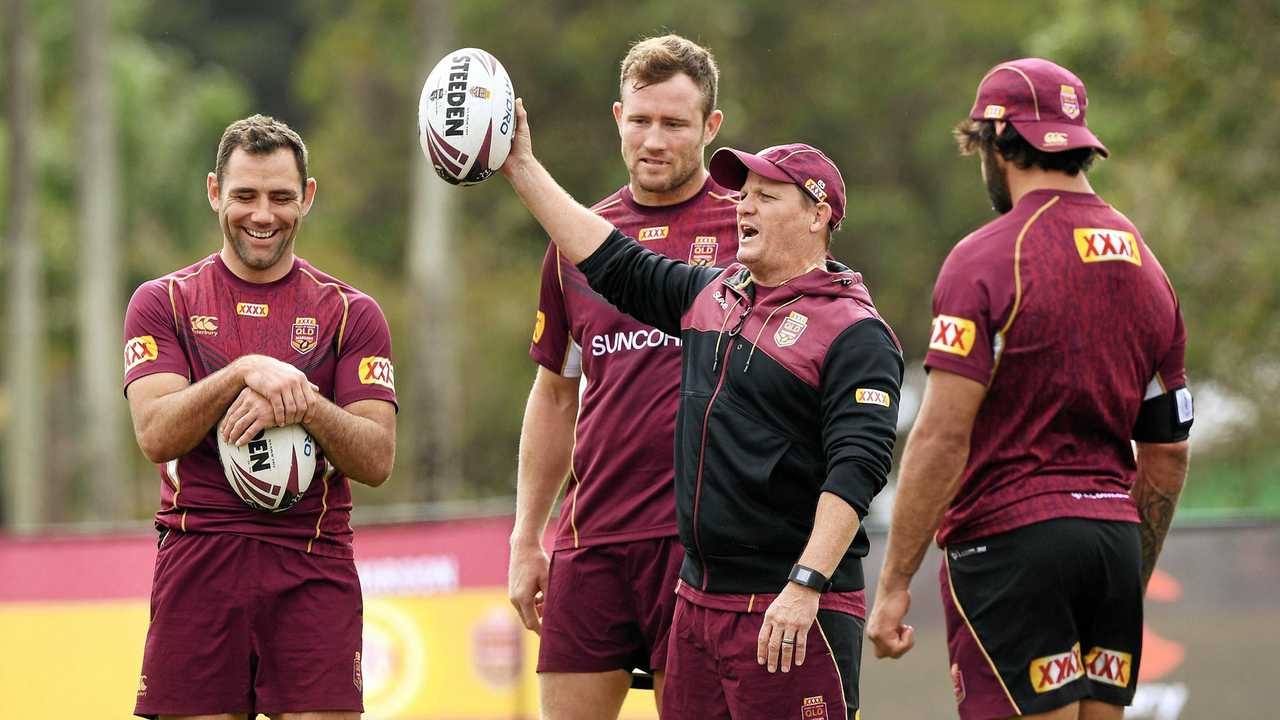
[970, 58, 1109, 157]
[708, 143, 846, 231]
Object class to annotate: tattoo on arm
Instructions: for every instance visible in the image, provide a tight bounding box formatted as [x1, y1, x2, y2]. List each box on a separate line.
[1135, 482, 1180, 589]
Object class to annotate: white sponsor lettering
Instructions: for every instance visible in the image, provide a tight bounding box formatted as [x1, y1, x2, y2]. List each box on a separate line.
[590, 329, 681, 357]
[1071, 492, 1130, 501]
[356, 554, 459, 596]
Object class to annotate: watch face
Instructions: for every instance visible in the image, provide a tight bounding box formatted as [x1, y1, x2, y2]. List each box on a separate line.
[795, 568, 814, 583]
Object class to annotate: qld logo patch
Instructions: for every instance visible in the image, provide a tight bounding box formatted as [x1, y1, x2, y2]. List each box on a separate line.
[1084, 646, 1132, 688]
[236, 302, 269, 317]
[1074, 228, 1141, 266]
[802, 695, 827, 719]
[1060, 85, 1080, 119]
[855, 388, 891, 407]
[690, 236, 719, 267]
[638, 226, 669, 242]
[358, 356, 395, 390]
[124, 335, 159, 371]
[291, 317, 318, 354]
[1030, 642, 1084, 694]
[773, 311, 809, 348]
[532, 310, 546, 343]
[929, 315, 976, 357]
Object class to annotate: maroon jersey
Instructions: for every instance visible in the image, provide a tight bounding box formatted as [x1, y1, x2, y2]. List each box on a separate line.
[926, 189, 1187, 545]
[123, 253, 397, 558]
[530, 177, 739, 550]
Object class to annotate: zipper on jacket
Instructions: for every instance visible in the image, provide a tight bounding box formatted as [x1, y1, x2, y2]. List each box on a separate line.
[692, 327, 738, 591]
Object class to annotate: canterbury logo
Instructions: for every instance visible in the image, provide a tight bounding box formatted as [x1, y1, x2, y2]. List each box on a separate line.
[236, 302, 269, 317]
[189, 315, 218, 334]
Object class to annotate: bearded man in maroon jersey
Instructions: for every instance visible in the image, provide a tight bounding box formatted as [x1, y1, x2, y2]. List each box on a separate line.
[124, 114, 397, 720]
[507, 34, 739, 718]
[867, 59, 1193, 720]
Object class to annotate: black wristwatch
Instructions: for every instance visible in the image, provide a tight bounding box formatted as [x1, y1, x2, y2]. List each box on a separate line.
[788, 563, 832, 592]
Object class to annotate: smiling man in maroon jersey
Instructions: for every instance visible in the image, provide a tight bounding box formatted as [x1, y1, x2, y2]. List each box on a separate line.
[124, 115, 397, 720]
[866, 59, 1193, 720]
[508, 35, 739, 718]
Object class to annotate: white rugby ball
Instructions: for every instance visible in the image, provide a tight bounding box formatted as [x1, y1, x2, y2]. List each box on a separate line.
[418, 47, 515, 185]
[217, 424, 317, 513]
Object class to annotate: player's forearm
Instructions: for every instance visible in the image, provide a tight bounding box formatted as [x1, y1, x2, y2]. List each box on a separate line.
[878, 424, 970, 591]
[795, 492, 863, 579]
[304, 398, 396, 487]
[133, 362, 248, 462]
[503, 154, 614, 265]
[1132, 440, 1189, 589]
[510, 382, 578, 547]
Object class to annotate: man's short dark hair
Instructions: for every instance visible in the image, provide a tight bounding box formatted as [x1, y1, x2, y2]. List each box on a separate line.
[619, 34, 719, 120]
[953, 119, 1099, 176]
[215, 114, 309, 191]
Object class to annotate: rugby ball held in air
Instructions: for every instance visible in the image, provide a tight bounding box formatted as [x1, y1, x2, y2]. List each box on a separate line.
[419, 47, 515, 185]
[217, 423, 318, 512]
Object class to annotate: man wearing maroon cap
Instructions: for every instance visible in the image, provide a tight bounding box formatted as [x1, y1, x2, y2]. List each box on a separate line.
[867, 58, 1192, 720]
[500, 98, 902, 720]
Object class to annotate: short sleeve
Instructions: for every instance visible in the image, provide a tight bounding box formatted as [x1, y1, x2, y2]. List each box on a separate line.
[923, 246, 1001, 385]
[528, 242, 581, 378]
[123, 279, 190, 392]
[1155, 303, 1188, 391]
[333, 294, 398, 410]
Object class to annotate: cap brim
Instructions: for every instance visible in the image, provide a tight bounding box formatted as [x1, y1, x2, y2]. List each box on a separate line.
[709, 147, 794, 191]
[1011, 120, 1109, 158]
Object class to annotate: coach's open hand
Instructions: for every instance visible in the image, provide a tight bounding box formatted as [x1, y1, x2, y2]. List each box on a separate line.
[867, 585, 916, 659]
[507, 540, 549, 634]
[758, 582, 820, 673]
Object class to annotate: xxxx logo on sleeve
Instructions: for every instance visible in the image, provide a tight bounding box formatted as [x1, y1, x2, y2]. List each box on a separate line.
[1030, 642, 1084, 694]
[855, 388, 891, 407]
[1074, 228, 1141, 266]
[929, 315, 976, 357]
[358, 356, 395, 390]
[532, 311, 546, 343]
[124, 336, 159, 371]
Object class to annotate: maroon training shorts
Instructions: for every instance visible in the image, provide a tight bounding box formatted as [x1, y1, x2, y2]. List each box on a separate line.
[662, 595, 863, 719]
[536, 536, 683, 674]
[134, 530, 364, 718]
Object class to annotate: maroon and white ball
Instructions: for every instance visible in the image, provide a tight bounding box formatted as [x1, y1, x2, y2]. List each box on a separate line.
[217, 424, 317, 513]
[418, 47, 515, 185]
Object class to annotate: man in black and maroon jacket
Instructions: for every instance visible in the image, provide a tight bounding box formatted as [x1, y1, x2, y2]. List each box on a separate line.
[499, 99, 902, 720]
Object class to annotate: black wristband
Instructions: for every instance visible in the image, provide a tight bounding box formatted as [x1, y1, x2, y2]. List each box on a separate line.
[788, 563, 831, 592]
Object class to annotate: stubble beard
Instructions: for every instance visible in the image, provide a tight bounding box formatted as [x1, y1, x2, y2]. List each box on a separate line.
[223, 211, 295, 271]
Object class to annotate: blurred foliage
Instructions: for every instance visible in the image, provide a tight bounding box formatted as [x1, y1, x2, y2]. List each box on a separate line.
[1, 0, 1277, 521]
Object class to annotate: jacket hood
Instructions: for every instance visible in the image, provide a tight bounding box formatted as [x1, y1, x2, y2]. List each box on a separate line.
[721, 259, 872, 304]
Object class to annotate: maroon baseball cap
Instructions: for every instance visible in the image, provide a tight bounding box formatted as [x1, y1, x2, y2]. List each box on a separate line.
[970, 58, 1109, 157]
[709, 143, 846, 231]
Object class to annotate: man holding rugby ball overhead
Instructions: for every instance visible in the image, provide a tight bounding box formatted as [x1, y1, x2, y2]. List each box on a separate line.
[501, 91, 902, 717]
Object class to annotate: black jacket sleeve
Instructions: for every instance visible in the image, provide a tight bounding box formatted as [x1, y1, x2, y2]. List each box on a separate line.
[577, 229, 723, 337]
[819, 319, 904, 517]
